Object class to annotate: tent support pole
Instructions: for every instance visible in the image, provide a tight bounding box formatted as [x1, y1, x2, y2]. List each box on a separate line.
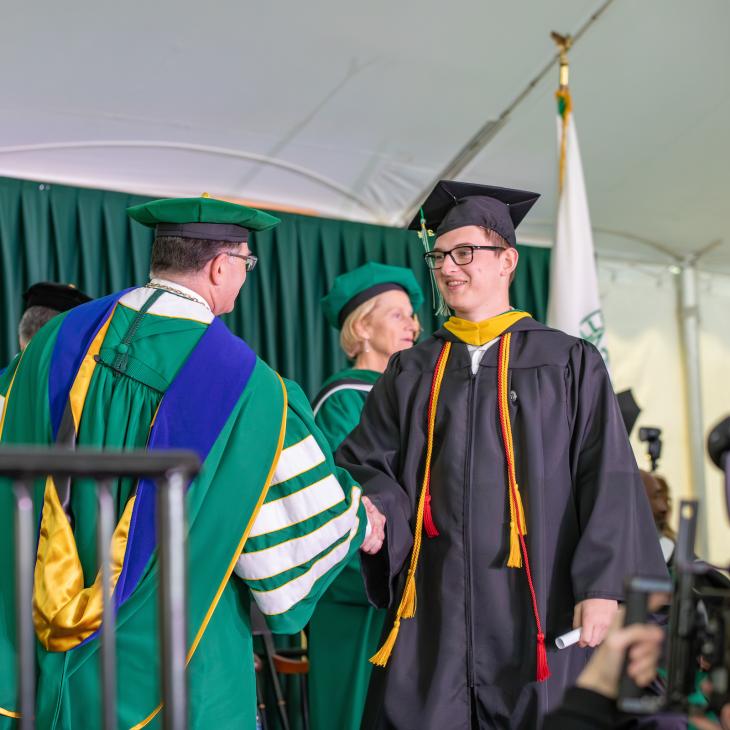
[678, 260, 710, 558]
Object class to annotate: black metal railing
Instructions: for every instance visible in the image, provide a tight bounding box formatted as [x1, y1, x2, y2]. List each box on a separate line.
[0, 446, 200, 730]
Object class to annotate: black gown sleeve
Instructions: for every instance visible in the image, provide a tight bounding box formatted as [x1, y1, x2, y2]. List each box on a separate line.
[336, 356, 414, 609]
[568, 343, 668, 602]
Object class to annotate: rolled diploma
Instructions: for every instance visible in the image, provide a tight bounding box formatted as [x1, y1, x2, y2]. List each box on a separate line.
[555, 628, 581, 650]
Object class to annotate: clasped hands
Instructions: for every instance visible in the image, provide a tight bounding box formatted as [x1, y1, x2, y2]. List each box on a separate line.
[360, 496, 386, 554]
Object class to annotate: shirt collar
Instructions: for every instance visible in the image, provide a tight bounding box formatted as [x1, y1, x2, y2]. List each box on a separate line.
[149, 278, 213, 314]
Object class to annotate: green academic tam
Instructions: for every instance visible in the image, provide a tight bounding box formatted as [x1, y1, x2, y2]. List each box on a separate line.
[322, 262, 424, 329]
[127, 195, 280, 242]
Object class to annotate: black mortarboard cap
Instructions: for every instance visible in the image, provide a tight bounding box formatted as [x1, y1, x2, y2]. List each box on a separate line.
[616, 389, 641, 437]
[23, 282, 92, 312]
[408, 180, 540, 248]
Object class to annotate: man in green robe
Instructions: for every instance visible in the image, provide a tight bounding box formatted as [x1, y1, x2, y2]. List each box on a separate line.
[0, 196, 381, 729]
[308, 263, 423, 730]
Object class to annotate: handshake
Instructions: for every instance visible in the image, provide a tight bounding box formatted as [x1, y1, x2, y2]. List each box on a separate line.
[360, 496, 386, 555]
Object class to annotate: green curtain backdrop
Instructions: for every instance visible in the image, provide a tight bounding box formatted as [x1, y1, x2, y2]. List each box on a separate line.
[0, 176, 551, 398]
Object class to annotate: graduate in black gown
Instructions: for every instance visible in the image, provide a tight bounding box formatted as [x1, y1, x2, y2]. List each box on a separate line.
[336, 181, 668, 730]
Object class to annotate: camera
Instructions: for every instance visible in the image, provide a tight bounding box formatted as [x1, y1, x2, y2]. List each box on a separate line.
[618, 417, 730, 717]
[639, 426, 663, 472]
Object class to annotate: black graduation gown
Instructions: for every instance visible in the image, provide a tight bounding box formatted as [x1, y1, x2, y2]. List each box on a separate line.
[336, 318, 668, 730]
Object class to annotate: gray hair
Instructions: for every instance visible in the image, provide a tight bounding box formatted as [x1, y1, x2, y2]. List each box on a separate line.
[18, 306, 59, 347]
[150, 236, 240, 276]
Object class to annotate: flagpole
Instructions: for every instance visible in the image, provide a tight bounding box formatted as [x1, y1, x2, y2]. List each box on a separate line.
[547, 31, 609, 364]
[552, 32, 572, 194]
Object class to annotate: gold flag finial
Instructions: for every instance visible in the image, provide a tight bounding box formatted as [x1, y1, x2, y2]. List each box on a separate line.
[550, 32, 572, 88]
[201, 192, 210, 198]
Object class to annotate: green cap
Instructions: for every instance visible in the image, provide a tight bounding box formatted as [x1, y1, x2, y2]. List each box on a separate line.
[322, 262, 424, 329]
[127, 195, 280, 242]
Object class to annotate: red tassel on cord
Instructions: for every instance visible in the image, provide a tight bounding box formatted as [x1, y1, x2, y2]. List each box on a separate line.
[423, 491, 439, 538]
[536, 632, 551, 682]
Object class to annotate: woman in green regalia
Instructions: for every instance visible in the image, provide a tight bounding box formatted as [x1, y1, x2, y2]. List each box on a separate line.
[308, 262, 423, 730]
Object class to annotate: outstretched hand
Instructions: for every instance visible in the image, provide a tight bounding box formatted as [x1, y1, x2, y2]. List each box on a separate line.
[360, 496, 386, 555]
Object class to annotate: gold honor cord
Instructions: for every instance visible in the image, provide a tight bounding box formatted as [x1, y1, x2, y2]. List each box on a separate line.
[497, 333, 550, 681]
[498, 333, 527, 568]
[370, 341, 452, 667]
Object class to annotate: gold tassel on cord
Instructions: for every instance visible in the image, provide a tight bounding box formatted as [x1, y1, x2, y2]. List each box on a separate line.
[507, 488, 526, 568]
[401, 569, 417, 618]
[370, 618, 403, 667]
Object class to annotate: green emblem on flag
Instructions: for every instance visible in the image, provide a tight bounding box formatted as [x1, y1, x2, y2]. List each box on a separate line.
[579, 309, 609, 363]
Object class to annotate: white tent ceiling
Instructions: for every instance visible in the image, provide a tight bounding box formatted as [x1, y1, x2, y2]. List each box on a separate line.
[1, 0, 728, 267]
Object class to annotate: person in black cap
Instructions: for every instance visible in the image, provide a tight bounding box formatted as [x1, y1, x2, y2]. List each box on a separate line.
[336, 180, 666, 729]
[19, 282, 92, 350]
[0, 282, 91, 389]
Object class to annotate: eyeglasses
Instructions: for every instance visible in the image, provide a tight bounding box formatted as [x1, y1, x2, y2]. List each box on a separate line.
[423, 245, 504, 270]
[227, 252, 258, 272]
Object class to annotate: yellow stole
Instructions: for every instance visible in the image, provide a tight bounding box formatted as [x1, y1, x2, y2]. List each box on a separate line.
[442, 309, 530, 346]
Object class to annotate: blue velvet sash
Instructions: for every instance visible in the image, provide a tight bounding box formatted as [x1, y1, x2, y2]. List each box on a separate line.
[48, 288, 257, 610]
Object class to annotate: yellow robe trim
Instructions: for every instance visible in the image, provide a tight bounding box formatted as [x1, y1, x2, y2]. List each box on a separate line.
[33, 476, 135, 651]
[443, 310, 530, 346]
[130, 373, 289, 730]
[0, 349, 26, 440]
[69, 308, 115, 431]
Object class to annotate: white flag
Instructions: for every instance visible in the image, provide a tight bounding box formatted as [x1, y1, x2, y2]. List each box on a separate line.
[547, 91, 609, 364]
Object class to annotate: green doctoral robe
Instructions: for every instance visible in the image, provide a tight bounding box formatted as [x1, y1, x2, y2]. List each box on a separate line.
[0, 284, 365, 729]
[308, 368, 385, 730]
